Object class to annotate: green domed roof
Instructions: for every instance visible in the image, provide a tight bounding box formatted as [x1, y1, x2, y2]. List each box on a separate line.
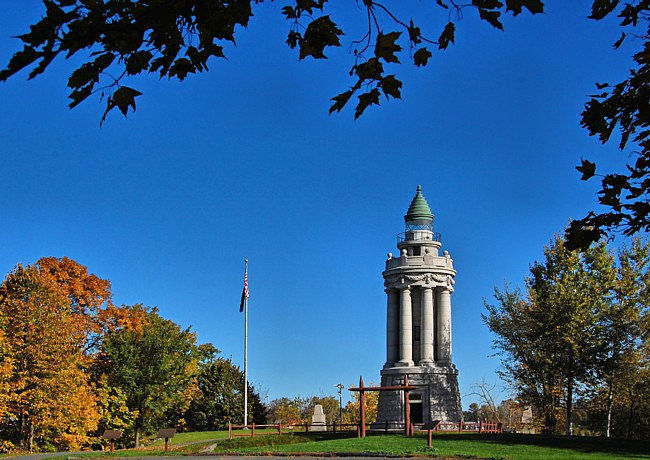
[404, 185, 433, 223]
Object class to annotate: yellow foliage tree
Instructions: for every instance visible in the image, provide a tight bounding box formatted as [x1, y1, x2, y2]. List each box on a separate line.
[0, 265, 99, 451]
[341, 382, 379, 425]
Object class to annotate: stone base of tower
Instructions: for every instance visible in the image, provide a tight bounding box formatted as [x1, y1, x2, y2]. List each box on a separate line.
[371, 365, 461, 430]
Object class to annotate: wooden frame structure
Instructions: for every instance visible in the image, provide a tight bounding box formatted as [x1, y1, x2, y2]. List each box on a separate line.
[348, 375, 418, 437]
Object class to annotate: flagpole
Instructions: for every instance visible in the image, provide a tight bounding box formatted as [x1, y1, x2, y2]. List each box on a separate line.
[244, 258, 248, 428]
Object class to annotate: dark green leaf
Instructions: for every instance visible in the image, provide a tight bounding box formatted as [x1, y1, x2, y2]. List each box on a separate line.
[576, 158, 596, 180]
[414, 47, 432, 67]
[329, 90, 354, 114]
[354, 88, 380, 119]
[478, 8, 504, 30]
[438, 22, 455, 50]
[0, 46, 40, 81]
[472, 0, 504, 9]
[375, 32, 402, 63]
[354, 58, 384, 81]
[588, 0, 620, 20]
[408, 20, 421, 45]
[613, 32, 626, 50]
[68, 84, 94, 109]
[282, 5, 297, 19]
[379, 75, 402, 100]
[299, 15, 343, 60]
[168, 58, 195, 81]
[505, 0, 544, 15]
[287, 31, 302, 49]
[100, 86, 142, 125]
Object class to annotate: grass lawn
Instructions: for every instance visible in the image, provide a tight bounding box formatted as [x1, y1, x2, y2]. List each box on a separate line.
[213, 431, 650, 460]
[146, 427, 280, 446]
[35, 430, 650, 459]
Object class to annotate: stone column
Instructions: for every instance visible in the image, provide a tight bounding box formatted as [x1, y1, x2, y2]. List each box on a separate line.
[419, 287, 434, 365]
[385, 288, 399, 367]
[397, 286, 414, 366]
[436, 288, 452, 364]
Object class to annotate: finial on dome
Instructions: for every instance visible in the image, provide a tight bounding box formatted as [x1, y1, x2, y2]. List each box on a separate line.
[404, 185, 434, 227]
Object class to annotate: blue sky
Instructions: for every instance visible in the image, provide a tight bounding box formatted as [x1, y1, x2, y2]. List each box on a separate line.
[0, 1, 637, 407]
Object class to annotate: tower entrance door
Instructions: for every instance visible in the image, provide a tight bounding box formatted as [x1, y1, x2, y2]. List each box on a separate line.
[409, 402, 423, 424]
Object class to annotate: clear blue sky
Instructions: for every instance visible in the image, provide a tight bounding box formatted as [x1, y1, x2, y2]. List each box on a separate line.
[0, 1, 635, 408]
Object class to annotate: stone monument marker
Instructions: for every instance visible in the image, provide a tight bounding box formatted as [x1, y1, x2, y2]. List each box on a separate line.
[374, 186, 462, 429]
[311, 404, 327, 431]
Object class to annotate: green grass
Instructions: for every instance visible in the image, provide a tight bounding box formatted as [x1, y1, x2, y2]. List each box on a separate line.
[216, 432, 650, 460]
[147, 427, 280, 446]
[36, 430, 650, 459]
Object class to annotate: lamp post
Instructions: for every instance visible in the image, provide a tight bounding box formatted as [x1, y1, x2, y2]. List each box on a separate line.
[335, 383, 344, 422]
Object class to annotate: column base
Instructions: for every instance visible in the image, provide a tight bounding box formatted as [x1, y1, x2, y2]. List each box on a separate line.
[395, 360, 414, 367]
[419, 359, 434, 366]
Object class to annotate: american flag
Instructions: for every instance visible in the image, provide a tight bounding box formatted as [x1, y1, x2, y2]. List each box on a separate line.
[239, 270, 249, 312]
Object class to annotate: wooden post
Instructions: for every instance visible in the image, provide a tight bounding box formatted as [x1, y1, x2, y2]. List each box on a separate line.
[278, 423, 282, 435]
[385, 420, 388, 433]
[479, 421, 482, 434]
[164, 437, 169, 452]
[359, 376, 366, 438]
[458, 420, 462, 433]
[427, 429, 433, 448]
[229, 422, 232, 439]
[305, 422, 308, 433]
[110, 440, 115, 453]
[404, 375, 411, 436]
[251, 423, 255, 437]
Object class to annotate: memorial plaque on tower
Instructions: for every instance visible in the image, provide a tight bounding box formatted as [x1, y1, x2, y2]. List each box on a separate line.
[373, 186, 462, 430]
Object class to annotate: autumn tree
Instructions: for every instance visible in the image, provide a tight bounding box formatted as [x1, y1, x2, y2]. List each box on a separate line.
[268, 397, 304, 425]
[37, 257, 112, 343]
[341, 383, 379, 425]
[0, 264, 99, 452]
[98, 305, 200, 447]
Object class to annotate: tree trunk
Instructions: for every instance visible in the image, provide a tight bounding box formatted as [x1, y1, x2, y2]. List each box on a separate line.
[18, 410, 24, 448]
[135, 427, 141, 448]
[606, 379, 614, 438]
[29, 420, 34, 453]
[627, 390, 636, 439]
[566, 350, 574, 436]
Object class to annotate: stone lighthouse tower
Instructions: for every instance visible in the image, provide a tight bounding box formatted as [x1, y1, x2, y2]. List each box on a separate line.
[374, 186, 462, 427]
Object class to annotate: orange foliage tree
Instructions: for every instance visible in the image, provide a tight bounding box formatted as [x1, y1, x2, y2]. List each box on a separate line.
[0, 265, 99, 451]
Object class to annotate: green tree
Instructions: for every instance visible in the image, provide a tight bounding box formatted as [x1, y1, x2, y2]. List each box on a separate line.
[484, 235, 616, 435]
[591, 237, 650, 437]
[99, 305, 199, 447]
[183, 345, 267, 430]
[306, 396, 339, 425]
